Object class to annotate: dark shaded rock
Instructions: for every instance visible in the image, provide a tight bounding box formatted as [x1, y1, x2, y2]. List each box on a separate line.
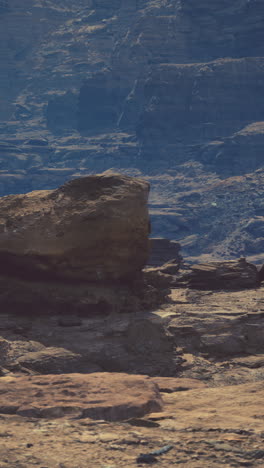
[47, 91, 78, 132]
[143, 268, 175, 290]
[158, 261, 181, 275]
[200, 334, 245, 356]
[0, 337, 10, 366]
[180, 0, 264, 60]
[259, 264, 264, 283]
[78, 71, 127, 134]
[200, 122, 264, 176]
[57, 317, 83, 327]
[0, 307, 182, 377]
[136, 453, 158, 464]
[137, 58, 264, 149]
[25, 139, 49, 146]
[17, 347, 100, 374]
[188, 259, 259, 290]
[0, 274, 146, 316]
[0, 1, 9, 13]
[148, 238, 182, 267]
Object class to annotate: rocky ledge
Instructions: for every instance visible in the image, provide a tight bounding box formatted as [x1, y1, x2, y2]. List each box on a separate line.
[0, 373, 163, 421]
[0, 174, 264, 467]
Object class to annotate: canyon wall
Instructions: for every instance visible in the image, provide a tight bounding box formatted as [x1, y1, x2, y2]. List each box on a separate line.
[0, 0, 263, 261]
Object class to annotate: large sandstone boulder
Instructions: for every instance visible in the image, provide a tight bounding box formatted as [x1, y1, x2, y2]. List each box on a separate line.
[0, 174, 150, 281]
[0, 373, 163, 421]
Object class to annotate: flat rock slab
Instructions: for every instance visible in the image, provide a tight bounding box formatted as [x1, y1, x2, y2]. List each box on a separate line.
[189, 259, 259, 289]
[0, 373, 163, 421]
[158, 381, 264, 433]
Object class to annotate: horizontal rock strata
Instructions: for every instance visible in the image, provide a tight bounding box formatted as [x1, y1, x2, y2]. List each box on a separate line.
[188, 259, 259, 290]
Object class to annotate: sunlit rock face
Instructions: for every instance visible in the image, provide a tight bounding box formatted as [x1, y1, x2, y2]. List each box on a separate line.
[0, 174, 150, 281]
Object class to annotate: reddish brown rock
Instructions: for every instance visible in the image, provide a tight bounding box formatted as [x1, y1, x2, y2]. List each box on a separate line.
[0, 174, 150, 281]
[0, 373, 163, 421]
[16, 347, 100, 375]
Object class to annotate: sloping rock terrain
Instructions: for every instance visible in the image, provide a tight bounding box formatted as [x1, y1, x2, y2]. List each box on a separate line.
[0, 0, 263, 260]
[1, 280, 264, 466]
[0, 175, 181, 376]
[0, 174, 264, 466]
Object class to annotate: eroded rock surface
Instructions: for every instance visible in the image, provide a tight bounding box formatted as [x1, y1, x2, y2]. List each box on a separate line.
[0, 173, 150, 281]
[0, 276, 264, 466]
[0, 310, 182, 377]
[0, 373, 163, 420]
[157, 286, 264, 360]
[0, 379, 263, 467]
[188, 258, 259, 290]
[0, 1, 263, 261]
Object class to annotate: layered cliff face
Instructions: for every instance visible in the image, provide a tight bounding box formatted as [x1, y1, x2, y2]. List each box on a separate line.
[0, 0, 263, 261]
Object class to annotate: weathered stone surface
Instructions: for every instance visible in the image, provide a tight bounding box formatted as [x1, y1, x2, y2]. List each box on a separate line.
[0, 307, 182, 376]
[0, 381, 264, 468]
[259, 264, 264, 282]
[200, 121, 264, 176]
[200, 334, 245, 356]
[0, 278, 264, 466]
[188, 259, 259, 290]
[137, 58, 264, 149]
[78, 71, 126, 134]
[158, 261, 181, 276]
[160, 286, 264, 359]
[153, 381, 264, 432]
[0, 173, 150, 281]
[0, 337, 10, 366]
[0, 373, 163, 421]
[16, 347, 100, 375]
[0, 0, 263, 263]
[143, 268, 175, 290]
[0, 264, 171, 320]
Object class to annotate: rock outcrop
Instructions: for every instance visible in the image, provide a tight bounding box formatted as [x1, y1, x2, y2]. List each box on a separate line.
[166, 286, 264, 358]
[188, 258, 259, 290]
[136, 58, 264, 154]
[0, 1, 263, 262]
[1, 378, 264, 467]
[0, 373, 163, 421]
[0, 173, 150, 281]
[0, 305, 182, 376]
[16, 347, 99, 375]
